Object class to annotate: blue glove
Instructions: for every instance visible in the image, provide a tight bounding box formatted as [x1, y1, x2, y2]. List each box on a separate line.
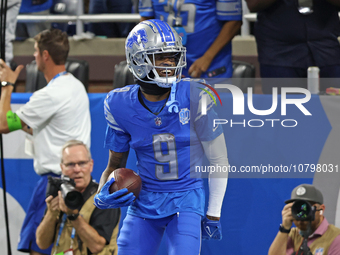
[201, 217, 222, 240]
[94, 177, 135, 209]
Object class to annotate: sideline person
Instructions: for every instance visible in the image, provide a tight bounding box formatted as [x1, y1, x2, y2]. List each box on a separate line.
[0, 28, 91, 255]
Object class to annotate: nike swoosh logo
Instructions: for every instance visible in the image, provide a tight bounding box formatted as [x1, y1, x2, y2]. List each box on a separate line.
[94, 199, 108, 207]
[205, 226, 213, 237]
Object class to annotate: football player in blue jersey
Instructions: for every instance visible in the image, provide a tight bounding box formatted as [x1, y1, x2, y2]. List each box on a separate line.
[139, 0, 242, 79]
[94, 19, 230, 255]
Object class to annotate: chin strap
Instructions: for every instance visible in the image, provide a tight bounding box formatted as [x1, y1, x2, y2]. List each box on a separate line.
[166, 81, 180, 113]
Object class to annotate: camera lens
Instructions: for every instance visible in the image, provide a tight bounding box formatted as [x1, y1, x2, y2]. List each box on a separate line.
[291, 200, 315, 221]
[64, 190, 84, 209]
[60, 183, 84, 210]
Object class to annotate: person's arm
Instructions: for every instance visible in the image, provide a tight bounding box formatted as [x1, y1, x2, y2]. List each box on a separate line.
[97, 150, 129, 192]
[0, 59, 30, 134]
[56, 191, 106, 253]
[201, 133, 229, 220]
[36, 195, 60, 249]
[268, 203, 294, 255]
[70, 215, 107, 253]
[94, 150, 134, 209]
[96, 93, 134, 208]
[139, 0, 154, 21]
[200, 133, 228, 240]
[188, 20, 242, 78]
[245, 0, 278, 12]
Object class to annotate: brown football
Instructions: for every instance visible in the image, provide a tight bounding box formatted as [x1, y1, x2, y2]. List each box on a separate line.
[108, 168, 142, 198]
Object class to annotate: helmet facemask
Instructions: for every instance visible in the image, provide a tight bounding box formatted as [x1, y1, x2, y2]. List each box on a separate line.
[146, 51, 185, 88]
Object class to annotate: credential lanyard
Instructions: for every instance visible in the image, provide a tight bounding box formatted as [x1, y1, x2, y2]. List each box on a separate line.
[167, 0, 188, 45]
[167, 0, 185, 26]
[47, 71, 67, 86]
[55, 214, 76, 250]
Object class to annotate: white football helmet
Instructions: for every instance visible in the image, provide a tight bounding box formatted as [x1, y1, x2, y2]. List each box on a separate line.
[125, 19, 186, 88]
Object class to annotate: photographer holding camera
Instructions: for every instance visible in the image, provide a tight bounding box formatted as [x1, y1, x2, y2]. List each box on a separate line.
[36, 140, 120, 255]
[268, 184, 340, 255]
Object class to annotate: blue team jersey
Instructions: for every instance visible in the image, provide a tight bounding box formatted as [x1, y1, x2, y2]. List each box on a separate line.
[139, 0, 242, 78]
[19, 0, 53, 13]
[104, 80, 222, 217]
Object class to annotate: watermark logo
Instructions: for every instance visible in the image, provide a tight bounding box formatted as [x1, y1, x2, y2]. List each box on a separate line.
[197, 82, 222, 115]
[199, 85, 312, 128]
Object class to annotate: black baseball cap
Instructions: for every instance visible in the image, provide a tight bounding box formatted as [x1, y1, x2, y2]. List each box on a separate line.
[285, 184, 323, 204]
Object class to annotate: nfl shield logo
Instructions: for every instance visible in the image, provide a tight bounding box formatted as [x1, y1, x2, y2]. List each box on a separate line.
[155, 117, 162, 126]
[179, 108, 190, 125]
[315, 248, 324, 255]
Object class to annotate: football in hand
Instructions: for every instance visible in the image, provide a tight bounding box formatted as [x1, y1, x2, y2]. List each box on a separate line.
[108, 168, 142, 198]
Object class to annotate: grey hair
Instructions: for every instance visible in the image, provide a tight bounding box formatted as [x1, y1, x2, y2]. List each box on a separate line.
[61, 140, 91, 163]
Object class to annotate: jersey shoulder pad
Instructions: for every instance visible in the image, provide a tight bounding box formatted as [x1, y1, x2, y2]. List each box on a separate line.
[106, 85, 135, 104]
[112, 86, 132, 94]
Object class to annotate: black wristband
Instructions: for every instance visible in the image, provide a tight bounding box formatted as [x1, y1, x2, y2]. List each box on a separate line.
[67, 213, 80, 221]
[1, 81, 15, 87]
[279, 224, 291, 234]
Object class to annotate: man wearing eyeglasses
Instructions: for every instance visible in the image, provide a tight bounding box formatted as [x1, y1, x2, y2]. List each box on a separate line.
[268, 184, 340, 255]
[36, 140, 120, 255]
